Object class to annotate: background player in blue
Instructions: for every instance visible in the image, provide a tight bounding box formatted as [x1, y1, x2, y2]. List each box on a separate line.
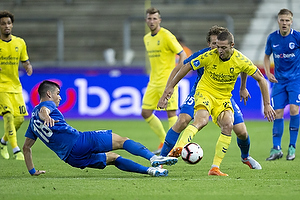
[22, 80, 178, 177]
[160, 25, 261, 170]
[264, 8, 300, 161]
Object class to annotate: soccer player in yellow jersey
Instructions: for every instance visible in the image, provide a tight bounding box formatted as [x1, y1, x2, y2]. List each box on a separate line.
[142, 7, 186, 154]
[158, 30, 276, 176]
[0, 10, 33, 160]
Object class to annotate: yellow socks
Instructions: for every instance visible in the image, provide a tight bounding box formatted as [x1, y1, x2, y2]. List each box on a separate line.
[3, 113, 18, 149]
[145, 114, 166, 143]
[176, 124, 198, 148]
[212, 133, 232, 167]
[14, 116, 24, 131]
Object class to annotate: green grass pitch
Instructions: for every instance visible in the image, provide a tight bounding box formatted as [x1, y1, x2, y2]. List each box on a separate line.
[0, 119, 299, 200]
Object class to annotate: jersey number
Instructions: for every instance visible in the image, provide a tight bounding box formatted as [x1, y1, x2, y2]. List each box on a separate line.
[19, 105, 26, 114]
[33, 119, 53, 143]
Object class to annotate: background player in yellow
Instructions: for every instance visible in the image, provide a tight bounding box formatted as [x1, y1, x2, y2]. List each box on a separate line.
[142, 7, 186, 154]
[158, 30, 276, 176]
[0, 10, 33, 160]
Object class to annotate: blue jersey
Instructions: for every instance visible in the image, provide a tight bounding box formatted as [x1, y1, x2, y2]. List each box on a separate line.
[265, 29, 300, 81]
[25, 101, 80, 161]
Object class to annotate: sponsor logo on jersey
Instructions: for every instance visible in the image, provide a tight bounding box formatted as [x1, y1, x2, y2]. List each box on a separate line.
[193, 60, 200, 67]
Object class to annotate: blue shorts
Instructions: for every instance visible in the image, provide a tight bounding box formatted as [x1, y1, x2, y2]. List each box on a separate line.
[66, 130, 112, 169]
[180, 95, 244, 125]
[271, 79, 300, 110]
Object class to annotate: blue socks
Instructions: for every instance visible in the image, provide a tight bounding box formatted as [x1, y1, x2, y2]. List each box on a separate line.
[272, 118, 284, 150]
[289, 114, 299, 148]
[115, 156, 148, 174]
[160, 128, 180, 157]
[237, 136, 250, 159]
[123, 139, 154, 160]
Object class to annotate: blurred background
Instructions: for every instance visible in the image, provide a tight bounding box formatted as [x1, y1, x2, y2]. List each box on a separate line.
[1, 0, 299, 119]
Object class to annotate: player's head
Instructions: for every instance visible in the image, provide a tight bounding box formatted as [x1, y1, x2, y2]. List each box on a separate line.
[145, 7, 161, 33]
[206, 25, 228, 50]
[277, 8, 293, 36]
[38, 80, 61, 106]
[0, 10, 14, 37]
[216, 30, 234, 60]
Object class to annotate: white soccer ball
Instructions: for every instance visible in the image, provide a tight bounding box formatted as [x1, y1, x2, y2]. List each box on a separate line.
[181, 142, 203, 164]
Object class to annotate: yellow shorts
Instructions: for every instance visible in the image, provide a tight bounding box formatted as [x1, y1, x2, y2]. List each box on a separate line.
[142, 84, 178, 110]
[194, 90, 233, 125]
[0, 92, 28, 117]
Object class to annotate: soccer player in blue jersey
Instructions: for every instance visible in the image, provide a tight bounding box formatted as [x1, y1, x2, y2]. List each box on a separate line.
[264, 8, 300, 161]
[159, 25, 262, 171]
[22, 80, 178, 177]
[158, 30, 276, 176]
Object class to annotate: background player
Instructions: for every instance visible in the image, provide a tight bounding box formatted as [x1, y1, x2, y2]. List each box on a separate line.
[0, 10, 33, 160]
[142, 7, 186, 154]
[23, 80, 178, 177]
[158, 30, 275, 176]
[264, 8, 300, 161]
[159, 25, 261, 170]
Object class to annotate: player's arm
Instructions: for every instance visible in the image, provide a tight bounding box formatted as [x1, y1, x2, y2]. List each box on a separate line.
[22, 60, 33, 76]
[239, 72, 250, 105]
[251, 69, 276, 122]
[23, 137, 46, 176]
[158, 62, 191, 109]
[39, 106, 57, 127]
[166, 51, 187, 86]
[263, 54, 277, 83]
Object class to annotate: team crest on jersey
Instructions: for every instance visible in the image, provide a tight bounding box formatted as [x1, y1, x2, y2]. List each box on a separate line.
[230, 67, 234, 73]
[289, 42, 295, 49]
[157, 40, 160, 45]
[15, 47, 19, 52]
[193, 60, 200, 67]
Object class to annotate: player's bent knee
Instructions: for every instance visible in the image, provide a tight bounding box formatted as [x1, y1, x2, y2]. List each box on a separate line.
[176, 117, 191, 130]
[106, 152, 120, 165]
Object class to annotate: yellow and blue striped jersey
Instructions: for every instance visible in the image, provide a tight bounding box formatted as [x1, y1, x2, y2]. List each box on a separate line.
[190, 48, 257, 99]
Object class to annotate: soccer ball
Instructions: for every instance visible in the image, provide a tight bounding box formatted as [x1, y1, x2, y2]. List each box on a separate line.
[181, 142, 203, 164]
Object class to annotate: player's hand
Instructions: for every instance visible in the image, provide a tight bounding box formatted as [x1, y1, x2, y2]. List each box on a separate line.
[43, 116, 59, 127]
[31, 170, 46, 176]
[264, 104, 276, 122]
[266, 73, 278, 83]
[25, 65, 33, 76]
[157, 87, 174, 109]
[239, 88, 251, 105]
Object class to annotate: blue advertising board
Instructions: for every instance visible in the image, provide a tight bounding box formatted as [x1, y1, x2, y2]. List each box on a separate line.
[19, 68, 286, 120]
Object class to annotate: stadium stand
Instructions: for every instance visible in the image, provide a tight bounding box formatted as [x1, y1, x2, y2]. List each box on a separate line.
[241, 0, 300, 65]
[0, 0, 261, 67]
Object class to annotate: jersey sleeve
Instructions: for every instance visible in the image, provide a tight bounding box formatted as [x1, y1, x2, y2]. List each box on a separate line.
[166, 32, 183, 55]
[184, 48, 210, 64]
[20, 38, 29, 62]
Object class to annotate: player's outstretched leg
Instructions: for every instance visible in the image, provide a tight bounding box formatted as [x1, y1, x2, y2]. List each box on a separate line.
[114, 156, 168, 177]
[122, 139, 178, 167]
[150, 155, 178, 167]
